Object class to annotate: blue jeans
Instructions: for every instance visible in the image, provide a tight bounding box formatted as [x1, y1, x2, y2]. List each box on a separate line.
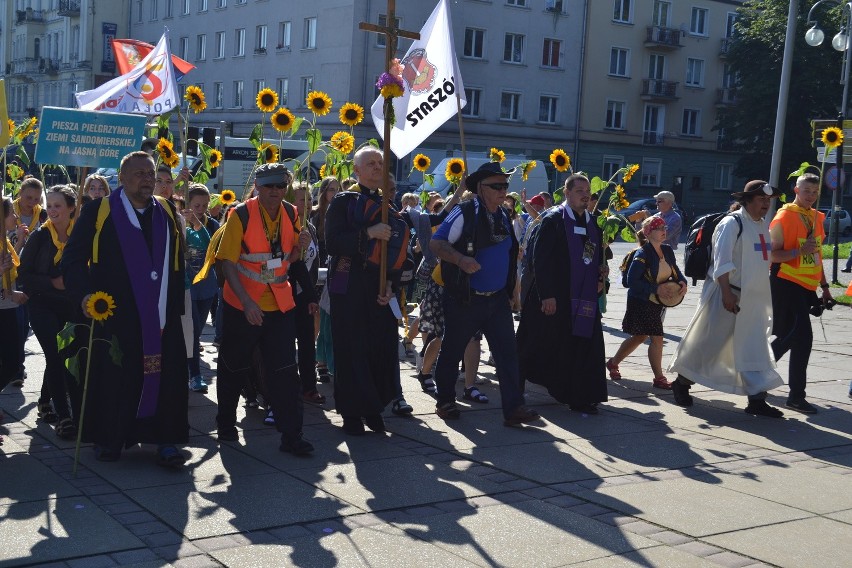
[188, 295, 215, 377]
[435, 292, 524, 419]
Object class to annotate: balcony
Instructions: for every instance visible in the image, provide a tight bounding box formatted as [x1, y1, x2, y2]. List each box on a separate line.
[720, 38, 733, 57]
[254, 47, 267, 54]
[645, 26, 682, 49]
[9, 58, 41, 76]
[641, 79, 679, 101]
[58, 0, 81, 17]
[15, 9, 45, 24]
[643, 132, 665, 146]
[716, 87, 737, 106]
[39, 58, 60, 75]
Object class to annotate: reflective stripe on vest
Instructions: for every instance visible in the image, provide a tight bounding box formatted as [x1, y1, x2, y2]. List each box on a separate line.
[771, 207, 824, 291]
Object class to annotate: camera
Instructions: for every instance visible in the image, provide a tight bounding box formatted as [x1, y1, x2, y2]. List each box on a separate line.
[809, 296, 838, 317]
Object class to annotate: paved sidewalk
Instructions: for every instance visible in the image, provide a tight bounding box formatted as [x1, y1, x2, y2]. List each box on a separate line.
[1, 241, 851, 567]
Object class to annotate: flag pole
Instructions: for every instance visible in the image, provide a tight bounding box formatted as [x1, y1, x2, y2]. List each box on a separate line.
[455, 91, 468, 187]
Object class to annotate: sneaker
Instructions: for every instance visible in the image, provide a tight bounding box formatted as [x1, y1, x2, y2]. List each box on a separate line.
[671, 377, 693, 407]
[189, 376, 208, 393]
[264, 410, 276, 425]
[785, 399, 818, 414]
[652, 376, 673, 390]
[436, 401, 461, 419]
[745, 400, 784, 418]
[392, 398, 414, 416]
[504, 405, 541, 427]
[280, 435, 314, 456]
[842, 268, 852, 273]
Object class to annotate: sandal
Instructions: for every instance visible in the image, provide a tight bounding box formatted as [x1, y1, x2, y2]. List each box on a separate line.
[653, 376, 673, 390]
[392, 398, 414, 416]
[302, 389, 327, 405]
[605, 359, 622, 380]
[416, 372, 437, 394]
[316, 366, 332, 384]
[156, 445, 186, 469]
[37, 403, 59, 424]
[55, 418, 78, 440]
[264, 410, 276, 425]
[402, 339, 416, 358]
[436, 401, 461, 419]
[462, 386, 489, 404]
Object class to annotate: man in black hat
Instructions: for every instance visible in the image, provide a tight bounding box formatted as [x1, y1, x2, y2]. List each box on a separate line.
[429, 162, 540, 426]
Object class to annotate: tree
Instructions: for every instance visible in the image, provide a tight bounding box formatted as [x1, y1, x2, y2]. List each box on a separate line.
[717, 0, 844, 183]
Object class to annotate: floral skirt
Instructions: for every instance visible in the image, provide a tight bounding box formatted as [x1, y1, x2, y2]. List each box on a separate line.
[622, 296, 665, 337]
[418, 279, 445, 337]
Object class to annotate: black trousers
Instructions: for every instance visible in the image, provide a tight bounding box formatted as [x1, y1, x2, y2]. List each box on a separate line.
[28, 300, 80, 421]
[294, 293, 317, 394]
[770, 275, 814, 401]
[216, 303, 303, 441]
[0, 307, 22, 390]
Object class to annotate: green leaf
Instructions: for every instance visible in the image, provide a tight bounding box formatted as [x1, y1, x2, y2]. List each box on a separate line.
[424, 173, 435, 188]
[553, 187, 564, 204]
[779, 192, 788, 203]
[596, 213, 607, 229]
[620, 226, 637, 243]
[306, 128, 322, 154]
[420, 190, 429, 208]
[56, 322, 78, 352]
[590, 176, 608, 194]
[66, 354, 80, 382]
[337, 160, 353, 180]
[194, 170, 210, 184]
[109, 335, 123, 367]
[15, 146, 30, 168]
[788, 162, 812, 180]
[289, 116, 305, 137]
[367, 138, 380, 148]
[157, 112, 172, 131]
[249, 124, 263, 150]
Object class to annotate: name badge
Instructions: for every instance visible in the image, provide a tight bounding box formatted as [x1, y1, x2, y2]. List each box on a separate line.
[266, 257, 283, 269]
[574, 227, 587, 235]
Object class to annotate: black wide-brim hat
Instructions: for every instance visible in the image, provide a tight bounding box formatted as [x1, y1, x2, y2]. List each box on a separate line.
[465, 162, 516, 193]
[731, 179, 782, 199]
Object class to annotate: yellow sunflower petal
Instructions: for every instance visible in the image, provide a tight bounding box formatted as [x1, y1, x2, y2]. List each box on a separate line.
[220, 189, 236, 204]
[306, 90, 333, 116]
[256, 88, 279, 113]
[413, 154, 431, 173]
[822, 126, 844, 150]
[270, 107, 295, 132]
[339, 102, 365, 127]
[86, 291, 116, 322]
[185, 85, 207, 113]
[549, 149, 571, 173]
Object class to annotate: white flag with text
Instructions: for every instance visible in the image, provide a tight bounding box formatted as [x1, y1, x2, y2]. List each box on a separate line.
[370, 0, 465, 159]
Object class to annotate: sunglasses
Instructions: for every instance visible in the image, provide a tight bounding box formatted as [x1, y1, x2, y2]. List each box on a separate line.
[264, 182, 289, 189]
[481, 182, 510, 191]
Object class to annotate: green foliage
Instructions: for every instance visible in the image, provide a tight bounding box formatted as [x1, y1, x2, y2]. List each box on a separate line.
[306, 128, 322, 154]
[621, 225, 637, 243]
[109, 334, 123, 366]
[290, 116, 305, 137]
[590, 176, 608, 194]
[249, 124, 263, 150]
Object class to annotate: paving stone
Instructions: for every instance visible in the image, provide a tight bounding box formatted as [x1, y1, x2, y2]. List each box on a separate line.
[492, 491, 533, 505]
[705, 551, 756, 568]
[500, 478, 540, 491]
[621, 520, 668, 537]
[0, 453, 81, 506]
[569, 503, 613, 517]
[433, 499, 477, 514]
[126, 521, 172, 536]
[521, 486, 562, 499]
[66, 555, 117, 568]
[228, 531, 278, 546]
[141, 532, 185, 547]
[81, 484, 121, 496]
[543, 494, 584, 508]
[592, 512, 638, 527]
[675, 541, 727, 557]
[341, 513, 386, 529]
[113, 511, 158, 525]
[193, 536, 243, 552]
[152, 543, 205, 561]
[303, 519, 348, 535]
[171, 557, 222, 568]
[109, 549, 161, 565]
[403, 504, 444, 518]
[648, 531, 694, 546]
[90, 494, 132, 506]
[266, 525, 312, 541]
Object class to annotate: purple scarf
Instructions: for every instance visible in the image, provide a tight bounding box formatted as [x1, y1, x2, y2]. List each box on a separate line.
[561, 205, 600, 338]
[109, 189, 168, 418]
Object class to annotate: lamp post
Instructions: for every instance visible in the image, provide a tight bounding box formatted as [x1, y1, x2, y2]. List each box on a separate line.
[805, 0, 852, 284]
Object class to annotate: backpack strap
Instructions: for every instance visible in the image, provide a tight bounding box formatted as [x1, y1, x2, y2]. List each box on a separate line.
[92, 197, 111, 264]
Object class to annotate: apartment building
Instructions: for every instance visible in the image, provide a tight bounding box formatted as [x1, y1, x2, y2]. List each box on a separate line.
[576, 0, 744, 214]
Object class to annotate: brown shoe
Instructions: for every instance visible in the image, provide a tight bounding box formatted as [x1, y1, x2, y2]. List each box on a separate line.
[503, 405, 541, 427]
[653, 376, 673, 390]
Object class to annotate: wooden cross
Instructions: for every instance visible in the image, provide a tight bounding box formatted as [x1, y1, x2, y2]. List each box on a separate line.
[359, 0, 420, 295]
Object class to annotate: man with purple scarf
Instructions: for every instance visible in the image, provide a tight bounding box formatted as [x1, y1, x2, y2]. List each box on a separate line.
[63, 151, 189, 467]
[516, 174, 608, 414]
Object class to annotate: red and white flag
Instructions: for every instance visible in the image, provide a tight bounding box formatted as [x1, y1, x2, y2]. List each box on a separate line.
[112, 38, 195, 80]
[75, 33, 180, 115]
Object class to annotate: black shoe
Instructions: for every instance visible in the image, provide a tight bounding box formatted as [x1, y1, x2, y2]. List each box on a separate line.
[217, 427, 239, 442]
[156, 445, 187, 469]
[671, 377, 694, 407]
[93, 445, 121, 462]
[785, 399, 818, 414]
[504, 405, 541, 426]
[435, 401, 461, 419]
[568, 403, 599, 414]
[417, 372, 437, 394]
[745, 400, 784, 418]
[280, 436, 314, 456]
[364, 414, 386, 433]
[842, 268, 851, 273]
[391, 398, 414, 416]
[342, 416, 365, 436]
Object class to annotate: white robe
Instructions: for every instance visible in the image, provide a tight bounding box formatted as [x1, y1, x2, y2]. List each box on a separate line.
[668, 210, 783, 396]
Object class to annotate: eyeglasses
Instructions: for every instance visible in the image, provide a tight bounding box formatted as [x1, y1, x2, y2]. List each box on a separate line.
[655, 200, 666, 204]
[264, 182, 289, 189]
[481, 182, 510, 191]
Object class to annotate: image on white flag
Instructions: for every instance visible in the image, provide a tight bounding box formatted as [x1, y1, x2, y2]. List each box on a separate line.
[371, 0, 466, 159]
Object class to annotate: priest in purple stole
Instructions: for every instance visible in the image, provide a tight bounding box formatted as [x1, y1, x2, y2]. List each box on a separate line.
[63, 151, 189, 467]
[516, 174, 608, 414]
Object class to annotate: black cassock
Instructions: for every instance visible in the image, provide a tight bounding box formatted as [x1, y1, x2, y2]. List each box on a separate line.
[62, 196, 189, 449]
[516, 208, 608, 406]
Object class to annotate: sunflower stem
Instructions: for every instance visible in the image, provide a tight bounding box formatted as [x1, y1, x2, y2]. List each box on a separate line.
[73, 321, 96, 477]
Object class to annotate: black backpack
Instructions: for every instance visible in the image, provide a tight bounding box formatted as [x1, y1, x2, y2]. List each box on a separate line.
[683, 212, 742, 282]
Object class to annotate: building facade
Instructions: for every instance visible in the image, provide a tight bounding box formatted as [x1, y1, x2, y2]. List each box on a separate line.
[1, 0, 131, 122]
[576, 0, 745, 216]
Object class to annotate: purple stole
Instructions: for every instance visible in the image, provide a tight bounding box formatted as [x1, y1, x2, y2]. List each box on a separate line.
[561, 205, 599, 338]
[109, 189, 169, 418]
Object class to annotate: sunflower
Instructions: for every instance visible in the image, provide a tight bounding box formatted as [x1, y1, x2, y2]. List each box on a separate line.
[260, 143, 279, 163]
[185, 85, 207, 113]
[86, 291, 116, 322]
[306, 91, 333, 116]
[329, 131, 355, 155]
[489, 148, 506, 163]
[6, 165, 23, 180]
[339, 102, 365, 127]
[623, 164, 640, 183]
[549, 149, 570, 173]
[380, 83, 404, 99]
[157, 138, 180, 168]
[220, 189, 236, 205]
[7, 119, 14, 133]
[256, 88, 279, 113]
[208, 149, 223, 169]
[445, 158, 465, 183]
[822, 126, 844, 150]
[521, 160, 537, 181]
[319, 164, 337, 178]
[21, 117, 37, 138]
[413, 154, 431, 173]
[270, 107, 295, 132]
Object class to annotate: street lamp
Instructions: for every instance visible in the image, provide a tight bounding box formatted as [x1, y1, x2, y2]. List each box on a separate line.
[805, 0, 852, 284]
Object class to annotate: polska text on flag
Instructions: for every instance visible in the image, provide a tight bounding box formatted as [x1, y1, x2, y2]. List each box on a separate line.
[75, 32, 179, 115]
[370, 0, 465, 159]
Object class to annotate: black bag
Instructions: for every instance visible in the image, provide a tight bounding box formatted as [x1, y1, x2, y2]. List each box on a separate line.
[620, 247, 641, 287]
[683, 212, 742, 282]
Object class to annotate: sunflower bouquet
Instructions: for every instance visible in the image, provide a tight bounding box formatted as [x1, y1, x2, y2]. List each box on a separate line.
[2, 117, 38, 198]
[594, 164, 640, 244]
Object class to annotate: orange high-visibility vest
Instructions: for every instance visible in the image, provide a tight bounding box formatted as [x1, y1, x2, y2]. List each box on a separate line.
[222, 198, 296, 313]
[770, 205, 825, 291]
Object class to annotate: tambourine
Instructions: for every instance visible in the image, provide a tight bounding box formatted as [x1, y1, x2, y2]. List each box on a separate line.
[653, 281, 686, 307]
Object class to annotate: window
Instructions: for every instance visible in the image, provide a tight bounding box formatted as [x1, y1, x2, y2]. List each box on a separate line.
[256, 25, 267, 51]
[613, 0, 632, 23]
[196, 34, 206, 60]
[722, 64, 737, 88]
[648, 53, 665, 80]
[681, 108, 700, 136]
[507, 0, 527, 6]
[464, 28, 484, 59]
[641, 158, 662, 186]
[377, 15, 401, 48]
[725, 12, 737, 38]
[216, 0, 226, 7]
[165, 0, 173, 18]
[461, 88, 481, 117]
[715, 163, 733, 190]
[301, 76, 314, 105]
[609, 47, 629, 77]
[236, 0, 246, 4]
[602, 156, 624, 182]
[234, 28, 245, 56]
[182, 0, 190, 15]
[605, 100, 626, 129]
[254, 80, 266, 100]
[691, 7, 708, 35]
[304, 17, 317, 49]
[150, 0, 158, 20]
[278, 22, 291, 49]
[178, 36, 189, 60]
[685, 58, 704, 87]
[503, 33, 524, 63]
[277, 78, 288, 106]
[542, 39, 561, 68]
[199, 0, 207, 12]
[233, 80, 243, 107]
[539, 96, 558, 124]
[643, 104, 664, 143]
[500, 92, 521, 120]
[215, 32, 225, 58]
[214, 82, 224, 108]
[652, 0, 671, 27]
[136, 0, 143, 23]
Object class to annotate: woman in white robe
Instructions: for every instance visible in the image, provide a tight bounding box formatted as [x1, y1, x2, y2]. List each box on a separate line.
[668, 180, 785, 417]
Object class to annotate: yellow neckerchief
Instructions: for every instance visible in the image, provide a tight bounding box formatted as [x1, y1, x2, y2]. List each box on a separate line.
[782, 203, 815, 236]
[258, 202, 281, 243]
[42, 218, 75, 265]
[2, 237, 20, 290]
[13, 199, 43, 232]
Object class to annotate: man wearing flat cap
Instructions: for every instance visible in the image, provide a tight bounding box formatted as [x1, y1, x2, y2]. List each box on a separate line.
[430, 162, 540, 426]
[668, 180, 785, 417]
[652, 191, 682, 249]
[215, 162, 316, 455]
